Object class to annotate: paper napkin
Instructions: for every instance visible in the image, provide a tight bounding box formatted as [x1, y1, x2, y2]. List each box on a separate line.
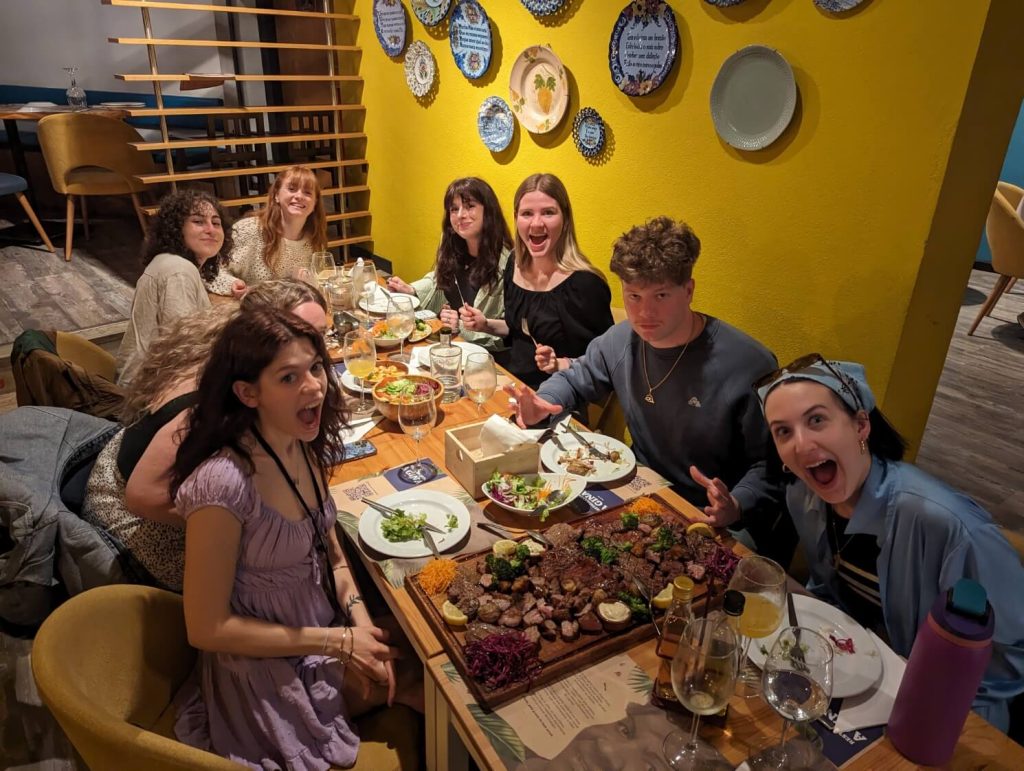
[832, 631, 906, 733]
[478, 414, 543, 456]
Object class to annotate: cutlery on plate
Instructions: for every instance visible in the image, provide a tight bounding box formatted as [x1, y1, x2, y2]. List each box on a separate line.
[520, 317, 540, 347]
[625, 572, 660, 637]
[360, 497, 445, 534]
[420, 525, 441, 559]
[563, 424, 611, 461]
[477, 521, 552, 548]
[529, 489, 566, 518]
[787, 591, 809, 670]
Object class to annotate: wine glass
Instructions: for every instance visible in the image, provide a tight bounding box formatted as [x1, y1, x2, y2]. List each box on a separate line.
[63, 66, 87, 110]
[386, 295, 416, 364]
[464, 352, 497, 413]
[342, 329, 376, 418]
[662, 615, 739, 770]
[398, 394, 437, 478]
[747, 627, 833, 770]
[352, 262, 379, 327]
[312, 250, 336, 281]
[727, 555, 787, 698]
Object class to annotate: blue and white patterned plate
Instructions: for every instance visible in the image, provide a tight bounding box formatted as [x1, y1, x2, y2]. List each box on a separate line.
[477, 96, 514, 152]
[609, 0, 679, 97]
[814, 0, 866, 12]
[449, 0, 492, 80]
[519, 0, 566, 16]
[404, 40, 437, 98]
[372, 0, 407, 58]
[572, 107, 605, 158]
[411, 0, 451, 27]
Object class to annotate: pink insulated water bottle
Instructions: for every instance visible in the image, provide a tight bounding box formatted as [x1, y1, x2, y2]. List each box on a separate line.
[887, 578, 994, 766]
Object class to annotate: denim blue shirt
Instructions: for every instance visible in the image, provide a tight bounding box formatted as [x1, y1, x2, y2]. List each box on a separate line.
[787, 456, 1024, 731]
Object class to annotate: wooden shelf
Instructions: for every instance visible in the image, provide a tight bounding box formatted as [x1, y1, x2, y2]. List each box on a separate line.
[132, 131, 366, 151]
[128, 104, 364, 117]
[109, 37, 359, 52]
[102, 0, 357, 20]
[139, 185, 371, 214]
[329, 234, 373, 248]
[137, 162, 366, 185]
[117, 73, 363, 83]
[327, 211, 372, 223]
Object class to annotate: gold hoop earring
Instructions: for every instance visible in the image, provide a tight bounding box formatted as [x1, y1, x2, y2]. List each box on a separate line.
[860, 439, 867, 455]
[782, 464, 791, 474]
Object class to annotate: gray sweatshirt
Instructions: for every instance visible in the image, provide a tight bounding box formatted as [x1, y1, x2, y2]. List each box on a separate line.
[536, 317, 781, 517]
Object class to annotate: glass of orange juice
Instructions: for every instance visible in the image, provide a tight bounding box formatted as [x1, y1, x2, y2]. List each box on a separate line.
[342, 329, 376, 417]
[727, 555, 786, 698]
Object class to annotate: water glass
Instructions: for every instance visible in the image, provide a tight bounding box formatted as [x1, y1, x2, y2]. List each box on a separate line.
[386, 295, 416, 364]
[429, 346, 462, 404]
[463, 352, 497, 413]
[63, 66, 87, 110]
[662, 615, 739, 770]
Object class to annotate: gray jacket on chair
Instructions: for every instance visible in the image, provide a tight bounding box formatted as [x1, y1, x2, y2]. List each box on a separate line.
[0, 406, 122, 629]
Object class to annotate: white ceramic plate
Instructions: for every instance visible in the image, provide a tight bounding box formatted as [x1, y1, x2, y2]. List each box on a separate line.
[482, 473, 586, 516]
[508, 45, 569, 134]
[404, 40, 436, 97]
[340, 369, 372, 394]
[99, 101, 146, 108]
[710, 45, 797, 151]
[359, 289, 421, 315]
[540, 430, 636, 484]
[410, 340, 489, 371]
[357, 489, 470, 558]
[748, 593, 882, 698]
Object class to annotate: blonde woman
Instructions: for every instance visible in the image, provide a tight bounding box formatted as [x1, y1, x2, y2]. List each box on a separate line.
[208, 165, 328, 297]
[460, 173, 613, 388]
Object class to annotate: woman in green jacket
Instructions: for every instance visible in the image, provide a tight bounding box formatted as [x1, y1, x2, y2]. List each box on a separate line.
[387, 177, 512, 357]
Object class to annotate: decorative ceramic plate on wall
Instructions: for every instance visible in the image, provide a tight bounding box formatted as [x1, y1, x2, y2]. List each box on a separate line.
[411, 0, 451, 27]
[449, 0, 492, 79]
[373, 0, 407, 57]
[609, 0, 679, 97]
[814, 0, 867, 12]
[477, 96, 515, 152]
[404, 40, 437, 97]
[710, 45, 796, 151]
[703, 0, 747, 7]
[520, 0, 566, 16]
[508, 45, 569, 134]
[572, 107, 606, 158]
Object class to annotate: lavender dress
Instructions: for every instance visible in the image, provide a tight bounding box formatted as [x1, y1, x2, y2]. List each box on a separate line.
[173, 455, 359, 771]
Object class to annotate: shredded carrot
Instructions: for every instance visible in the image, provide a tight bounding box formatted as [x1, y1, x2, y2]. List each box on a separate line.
[418, 558, 458, 595]
[627, 496, 663, 515]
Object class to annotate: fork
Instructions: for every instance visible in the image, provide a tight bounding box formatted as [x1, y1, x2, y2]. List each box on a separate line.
[520, 317, 540, 347]
[564, 423, 611, 461]
[360, 497, 445, 534]
[477, 521, 552, 548]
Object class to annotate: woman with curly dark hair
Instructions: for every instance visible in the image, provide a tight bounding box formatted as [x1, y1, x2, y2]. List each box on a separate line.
[117, 189, 232, 386]
[169, 306, 413, 767]
[387, 177, 512, 355]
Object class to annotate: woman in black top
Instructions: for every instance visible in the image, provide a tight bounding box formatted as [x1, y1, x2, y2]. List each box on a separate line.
[461, 173, 613, 388]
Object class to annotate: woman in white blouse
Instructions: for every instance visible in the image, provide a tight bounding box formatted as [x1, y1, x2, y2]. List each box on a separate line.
[208, 165, 327, 297]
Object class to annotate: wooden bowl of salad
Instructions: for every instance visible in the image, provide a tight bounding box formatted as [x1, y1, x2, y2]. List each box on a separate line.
[372, 374, 445, 423]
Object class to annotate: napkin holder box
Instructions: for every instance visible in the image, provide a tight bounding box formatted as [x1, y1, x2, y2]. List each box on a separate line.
[444, 420, 540, 499]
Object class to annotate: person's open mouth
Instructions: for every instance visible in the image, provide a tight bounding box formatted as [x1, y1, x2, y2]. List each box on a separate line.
[805, 458, 838, 489]
[298, 400, 322, 431]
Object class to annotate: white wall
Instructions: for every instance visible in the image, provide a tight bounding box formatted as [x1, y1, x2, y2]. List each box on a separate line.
[0, 0, 226, 97]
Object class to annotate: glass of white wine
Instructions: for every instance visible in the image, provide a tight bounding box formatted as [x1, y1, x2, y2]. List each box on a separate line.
[727, 555, 787, 698]
[342, 330, 376, 418]
[353, 262, 378, 326]
[463, 352, 497, 413]
[398, 394, 437, 479]
[747, 627, 833, 770]
[662, 614, 739, 770]
[386, 295, 416, 364]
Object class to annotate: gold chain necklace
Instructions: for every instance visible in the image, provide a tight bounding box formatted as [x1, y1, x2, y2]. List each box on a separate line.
[641, 313, 702, 405]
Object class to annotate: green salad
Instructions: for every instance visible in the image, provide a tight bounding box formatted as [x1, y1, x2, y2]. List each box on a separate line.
[446, 513, 459, 532]
[483, 471, 570, 521]
[380, 508, 427, 542]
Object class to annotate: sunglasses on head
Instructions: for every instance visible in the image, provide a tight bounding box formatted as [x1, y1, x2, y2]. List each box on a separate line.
[753, 353, 865, 412]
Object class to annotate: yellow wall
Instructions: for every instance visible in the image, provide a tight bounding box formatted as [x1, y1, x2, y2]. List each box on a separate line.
[351, 0, 1024, 448]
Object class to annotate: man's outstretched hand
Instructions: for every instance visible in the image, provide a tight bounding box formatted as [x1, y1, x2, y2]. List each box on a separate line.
[504, 382, 561, 428]
[688, 465, 742, 528]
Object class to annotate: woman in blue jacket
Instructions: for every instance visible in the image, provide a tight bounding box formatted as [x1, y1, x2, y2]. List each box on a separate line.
[756, 355, 1024, 732]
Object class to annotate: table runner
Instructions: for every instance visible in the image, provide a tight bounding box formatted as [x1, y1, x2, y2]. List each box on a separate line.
[330, 461, 671, 588]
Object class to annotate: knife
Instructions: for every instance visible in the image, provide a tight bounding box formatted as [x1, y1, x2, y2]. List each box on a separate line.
[360, 497, 445, 534]
[420, 525, 441, 559]
[563, 424, 610, 460]
[477, 521, 552, 548]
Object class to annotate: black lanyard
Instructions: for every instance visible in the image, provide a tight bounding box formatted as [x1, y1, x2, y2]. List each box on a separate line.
[251, 426, 342, 618]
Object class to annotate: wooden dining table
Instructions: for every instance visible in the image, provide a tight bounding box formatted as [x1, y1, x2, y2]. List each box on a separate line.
[327, 339, 1024, 771]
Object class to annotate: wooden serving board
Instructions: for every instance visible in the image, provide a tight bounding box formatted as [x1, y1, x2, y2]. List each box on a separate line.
[406, 494, 736, 711]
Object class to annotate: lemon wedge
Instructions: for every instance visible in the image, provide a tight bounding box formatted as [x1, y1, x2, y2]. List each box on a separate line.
[492, 539, 518, 558]
[441, 600, 468, 627]
[686, 522, 715, 539]
[652, 584, 674, 610]
[523, 540, 546, 557]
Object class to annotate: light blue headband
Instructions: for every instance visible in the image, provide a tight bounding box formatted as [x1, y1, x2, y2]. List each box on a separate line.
[756, 359, 876, 414]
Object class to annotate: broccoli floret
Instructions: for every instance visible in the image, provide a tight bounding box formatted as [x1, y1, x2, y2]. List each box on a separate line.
[620, 511, 639, 530]
[617, 592, 651, 622]
[485, 554, 524, 581]
[651, 526, 676, 552]
[581, 536, 618, 565]
[515, 543, 532, 562]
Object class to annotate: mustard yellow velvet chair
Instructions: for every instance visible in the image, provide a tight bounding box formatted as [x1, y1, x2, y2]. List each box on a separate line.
[36, 112, 157, 261]
[32, 585, 422, 771]
[969, 181, 1024, 335]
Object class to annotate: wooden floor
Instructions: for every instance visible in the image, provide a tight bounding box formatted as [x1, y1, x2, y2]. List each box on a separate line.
[916, 269, 1024, 534]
